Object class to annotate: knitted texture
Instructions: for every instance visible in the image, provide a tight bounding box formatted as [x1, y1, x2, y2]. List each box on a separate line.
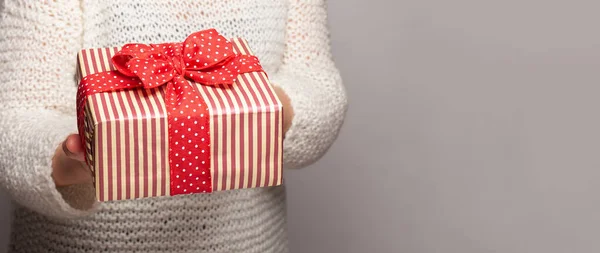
[0, 1, 347, 253]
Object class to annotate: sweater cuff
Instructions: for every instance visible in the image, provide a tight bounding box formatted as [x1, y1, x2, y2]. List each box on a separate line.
[0, 109, 99, 220]
[21, 126, 98, 220]
[268, 66, 348, 170]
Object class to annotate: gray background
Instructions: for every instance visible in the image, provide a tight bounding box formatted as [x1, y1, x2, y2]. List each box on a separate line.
[4, 0, 600, 252]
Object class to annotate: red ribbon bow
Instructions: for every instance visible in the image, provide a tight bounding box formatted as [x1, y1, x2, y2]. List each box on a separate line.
[77, 29, 263, 195]
[112, 28, 261, 88]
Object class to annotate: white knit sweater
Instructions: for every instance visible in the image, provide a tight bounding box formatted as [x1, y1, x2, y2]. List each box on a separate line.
[0, 1, 347, 252]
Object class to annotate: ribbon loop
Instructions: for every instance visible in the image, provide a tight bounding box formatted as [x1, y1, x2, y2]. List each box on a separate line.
[182, 29, 235, 70]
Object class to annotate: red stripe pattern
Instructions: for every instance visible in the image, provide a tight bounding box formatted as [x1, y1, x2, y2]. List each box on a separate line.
[195, 38, 283, 191]
[77, 37, 283, 201]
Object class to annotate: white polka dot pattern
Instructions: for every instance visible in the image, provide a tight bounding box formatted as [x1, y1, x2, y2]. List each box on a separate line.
[166, 76, 212, 194]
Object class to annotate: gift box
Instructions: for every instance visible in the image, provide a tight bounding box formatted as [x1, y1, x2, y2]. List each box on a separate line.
[76, 29, 283, 202]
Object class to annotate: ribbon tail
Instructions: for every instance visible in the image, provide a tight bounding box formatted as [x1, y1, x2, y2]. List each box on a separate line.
[166, 78, 213, 195]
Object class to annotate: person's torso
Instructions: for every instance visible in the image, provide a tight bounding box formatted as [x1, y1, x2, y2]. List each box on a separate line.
[11, 186, 288, 253]
[82, 0, 288, 75]
[10, 1, 290, 252]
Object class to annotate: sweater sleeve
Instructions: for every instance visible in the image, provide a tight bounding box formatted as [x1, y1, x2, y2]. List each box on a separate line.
[0, 1, 99, 219]
[269, 0, 348, 170]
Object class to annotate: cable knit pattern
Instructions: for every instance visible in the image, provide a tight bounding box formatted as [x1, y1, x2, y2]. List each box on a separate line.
[0, 0, 347, 252]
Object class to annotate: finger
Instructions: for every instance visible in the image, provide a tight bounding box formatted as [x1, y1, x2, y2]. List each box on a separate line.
[53, 159, 92, 187]
[62, 134, 86, 162]
[272, 86, 293, 136]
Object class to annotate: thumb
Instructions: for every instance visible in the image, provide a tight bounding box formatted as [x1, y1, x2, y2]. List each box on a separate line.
[62, 134, 86, 162]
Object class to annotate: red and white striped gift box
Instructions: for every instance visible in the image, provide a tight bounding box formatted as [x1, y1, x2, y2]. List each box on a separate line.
[77, 37, 283, 202]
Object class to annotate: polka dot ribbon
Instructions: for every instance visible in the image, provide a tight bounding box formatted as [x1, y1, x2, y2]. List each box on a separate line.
[77, 29, 263, 195]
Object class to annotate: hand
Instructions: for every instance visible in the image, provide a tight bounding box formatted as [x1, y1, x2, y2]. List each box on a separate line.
[51, 134, 93, 187]
[272, 85, 294, 137]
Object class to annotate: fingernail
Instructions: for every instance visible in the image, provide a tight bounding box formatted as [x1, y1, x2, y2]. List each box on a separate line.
[62, 140, 74, 157]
